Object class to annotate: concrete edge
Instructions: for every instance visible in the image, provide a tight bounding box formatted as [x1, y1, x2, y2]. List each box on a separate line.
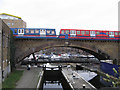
[36, 70, 44, 90]
[73, 71, 97, 89]
[62, 70, 74, 90]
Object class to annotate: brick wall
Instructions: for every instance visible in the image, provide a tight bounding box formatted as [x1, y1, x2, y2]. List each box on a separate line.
[0, 19, 11, 81]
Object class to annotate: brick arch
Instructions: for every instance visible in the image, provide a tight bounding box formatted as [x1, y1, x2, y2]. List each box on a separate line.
[14, 39, 113, 63]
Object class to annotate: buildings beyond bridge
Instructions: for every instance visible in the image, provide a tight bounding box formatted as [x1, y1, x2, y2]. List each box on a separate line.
[0, 13, 26, 28]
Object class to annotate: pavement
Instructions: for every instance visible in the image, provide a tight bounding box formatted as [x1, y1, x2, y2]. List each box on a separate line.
[15, 66, 42, 89]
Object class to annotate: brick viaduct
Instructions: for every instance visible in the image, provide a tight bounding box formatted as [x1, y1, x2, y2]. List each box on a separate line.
[14, 38, 120, 64]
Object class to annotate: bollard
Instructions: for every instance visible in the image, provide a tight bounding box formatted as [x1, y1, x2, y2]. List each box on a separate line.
[83, 84, 86, 88]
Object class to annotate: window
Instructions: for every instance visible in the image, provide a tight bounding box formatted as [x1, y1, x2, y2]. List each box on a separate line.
[66, 30, 69, 34]
[15, 29, 17, 33]
[109, 32, 114, 35]
[119, 32, 120, 35]
[43, 30, 46, 33]
[40, 29, 46, 33]
[22, 29, 24, 33]
[6, 37, 8, 48]
[81, 31, 85, 35]
[96, 32, 100, 35]
[70, 30, 75, 34]
[30, 30, 34, 33]
[51, 31, 55, 34]
[115, 32, 118, 35]
[77, 31, 80, 34]
[25, 29, 29, 33]
[18, 29, 24, 33]
[3, 36, 5, 48]
[93, 31, 95, 34]
[106, 32, 108, 35]
[47, 30, 50, 34]
[61, 30, 64, 34]
[18, 29, 20, 33]
[40, 29, 42, 32]
[35, 30, 39, 33]
[86, 31, 89, 35]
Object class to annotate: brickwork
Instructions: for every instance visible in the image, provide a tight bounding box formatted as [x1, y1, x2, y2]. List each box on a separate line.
[14, 38, 120, 64]
[2, 19, 26, 28]
[0, 19, 11, 82]
[0, 13, 26, 28]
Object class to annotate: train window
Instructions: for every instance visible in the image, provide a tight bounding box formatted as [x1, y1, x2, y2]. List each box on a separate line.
[30, 30, 34, 33]
[15, 29, 17, 33]
[25, 29, 29, 33]
[40, 29, 43, 32]
[66, 30, 69, 34]
[109, 32, 114, 35]
[18, 29, 20, 33]
[35, 30, 39, 33]
[81, 31, 85, 35]
[18, 29, 24, 33]
[22, 29, 24, 33]
[51, 31, 55, 34]
[43, 30, 46, 33]
[93, 31, 95, 34]
[47, 30, 50, 34]
[119, 32, 120, 35]
[96, 32, 100, 35]
[115, 32, 118, 35]
[77, 31, 80, 34]
[40, 29, 42, 32]
[86, 31, 89, 35]
[106, 32, 108, 35]
[70, 30, 75, 34]
[61, 30, 64, 34]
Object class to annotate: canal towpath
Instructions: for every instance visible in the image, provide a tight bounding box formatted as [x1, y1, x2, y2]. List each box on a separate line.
[15, 66, 42, 89]
[62, 67, 97, 90]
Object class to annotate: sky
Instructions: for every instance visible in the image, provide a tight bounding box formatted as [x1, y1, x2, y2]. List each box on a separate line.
[0, 0, 119, 34]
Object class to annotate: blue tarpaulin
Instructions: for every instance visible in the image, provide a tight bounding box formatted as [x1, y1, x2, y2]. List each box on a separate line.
[100, 62, 120, 78]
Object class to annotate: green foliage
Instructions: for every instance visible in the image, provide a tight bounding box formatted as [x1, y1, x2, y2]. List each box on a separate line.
[2, 70, 24, 89]
[113, 68, 118, 74]
[103, 67, 120, 87]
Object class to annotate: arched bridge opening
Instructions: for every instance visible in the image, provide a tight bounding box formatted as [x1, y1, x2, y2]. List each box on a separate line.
[17, 45, 108, 63]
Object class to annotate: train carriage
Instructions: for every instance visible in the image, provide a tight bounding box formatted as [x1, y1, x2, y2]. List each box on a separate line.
[10, 28, 57, 39]
[10, 28, 119, 41]
[59, 29, 119, 41]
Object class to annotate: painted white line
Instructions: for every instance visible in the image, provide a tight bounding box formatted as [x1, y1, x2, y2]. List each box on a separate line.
[36, 71, 44, 90]
[62, 71, 74, 90]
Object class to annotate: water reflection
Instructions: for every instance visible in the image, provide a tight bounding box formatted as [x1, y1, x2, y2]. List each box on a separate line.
[43, 80, 63, 90]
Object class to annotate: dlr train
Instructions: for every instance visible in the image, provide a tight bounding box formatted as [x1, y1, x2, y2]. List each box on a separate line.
[10, 28, 120, 41]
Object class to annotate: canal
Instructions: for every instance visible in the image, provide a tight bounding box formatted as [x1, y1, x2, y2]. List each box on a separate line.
[39, 67, 73, 90]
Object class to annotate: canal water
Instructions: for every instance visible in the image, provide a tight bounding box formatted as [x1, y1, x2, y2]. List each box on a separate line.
[40, 69, 72, 90]
[43, 70, 63, 90]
